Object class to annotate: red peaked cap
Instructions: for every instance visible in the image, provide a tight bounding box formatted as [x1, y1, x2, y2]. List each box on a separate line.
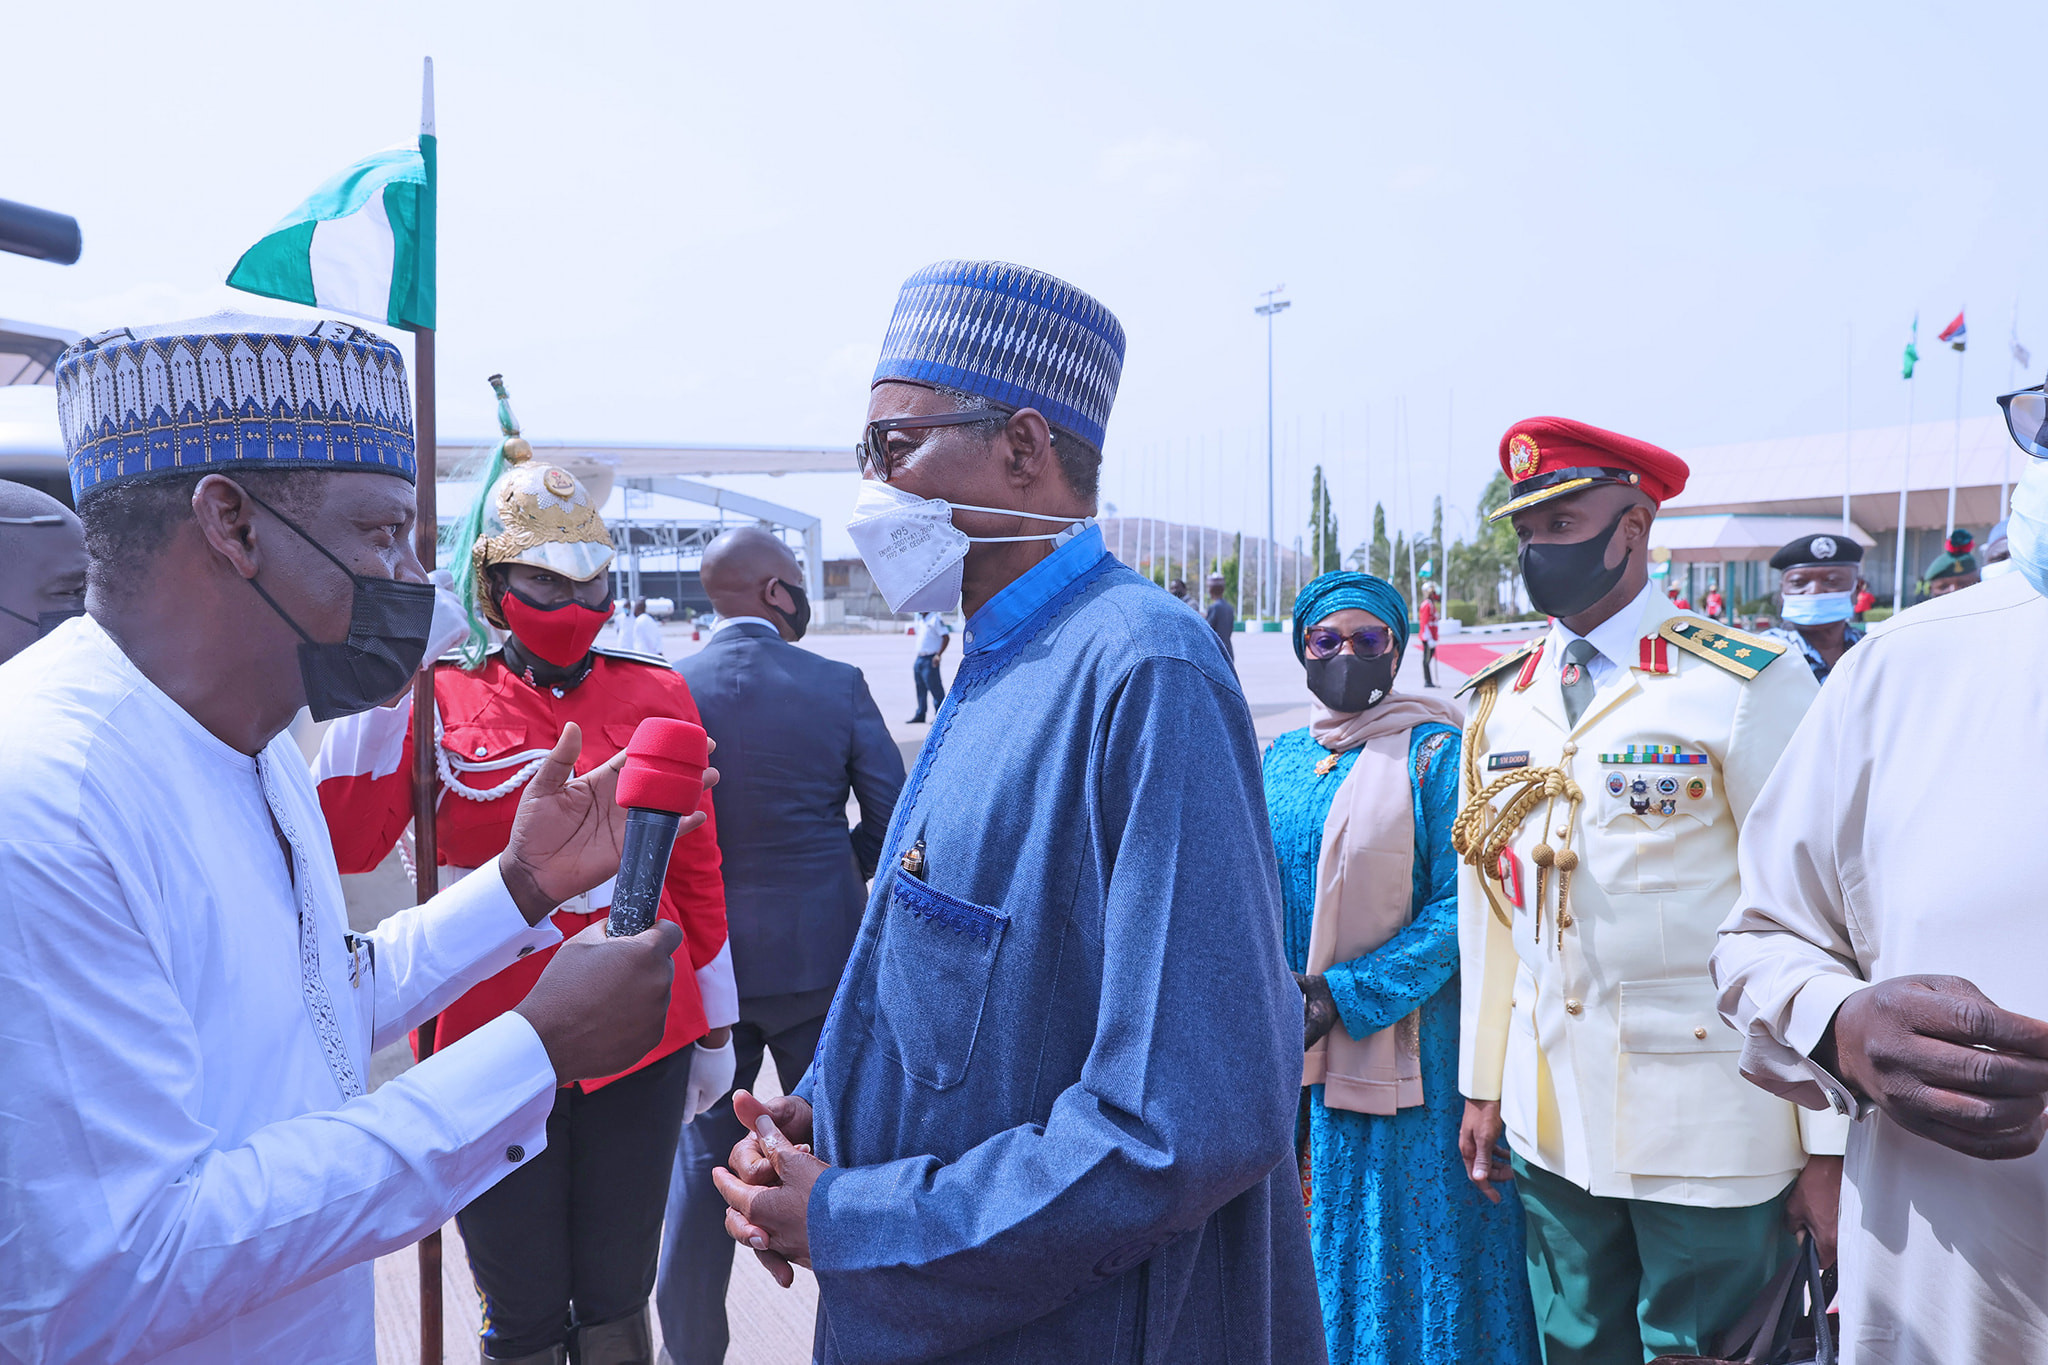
[1487, 416, 1690, 523]
[615, 717, 708, 813]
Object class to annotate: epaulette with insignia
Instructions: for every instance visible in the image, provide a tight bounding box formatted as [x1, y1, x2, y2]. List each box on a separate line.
[1658, 617, 1785, 680]
[1454, 638, 1542, 698]
[591, 644, 675, 668]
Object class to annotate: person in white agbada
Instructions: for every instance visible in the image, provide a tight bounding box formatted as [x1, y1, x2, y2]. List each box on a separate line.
[1713, 377, 2048, 1363]
[0, 316, 699, 1365]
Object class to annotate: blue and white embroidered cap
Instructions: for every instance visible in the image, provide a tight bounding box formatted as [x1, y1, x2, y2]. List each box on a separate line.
[872, 261, 1126, 451]
[55, 311, 414, 503]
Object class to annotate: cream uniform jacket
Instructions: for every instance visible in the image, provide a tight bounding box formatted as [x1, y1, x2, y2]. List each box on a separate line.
[1456, 583, 1848, 1207]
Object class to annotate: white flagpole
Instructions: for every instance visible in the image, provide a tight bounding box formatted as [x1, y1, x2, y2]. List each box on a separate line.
[1946, 311, 1964, 537]
[1843, 324, 1853, 532]
[2007, 298, 2022, 521]
[1895, 372, 1915, 614]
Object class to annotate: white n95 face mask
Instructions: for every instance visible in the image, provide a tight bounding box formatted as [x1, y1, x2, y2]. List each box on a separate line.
[845, 480, 1082, 614]
[2006, 458, 2048, 600]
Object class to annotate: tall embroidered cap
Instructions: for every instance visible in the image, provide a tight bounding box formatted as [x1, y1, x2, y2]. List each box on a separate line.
[872, 260, 1127, 451]
[54, 311, 414, 503]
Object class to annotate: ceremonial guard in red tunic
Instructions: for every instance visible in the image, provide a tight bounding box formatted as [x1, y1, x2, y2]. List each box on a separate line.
[315, 379, 735, 1365]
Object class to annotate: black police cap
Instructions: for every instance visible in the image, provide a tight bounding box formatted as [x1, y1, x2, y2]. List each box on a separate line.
[1769, 532, 1864, 572]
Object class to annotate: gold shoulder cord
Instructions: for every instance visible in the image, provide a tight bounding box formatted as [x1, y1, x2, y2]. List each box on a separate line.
[1451, 679, 1585, 949]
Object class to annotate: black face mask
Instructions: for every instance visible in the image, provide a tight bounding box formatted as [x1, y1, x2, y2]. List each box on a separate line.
[771, 578, 811, 641]
[242, 491, 436, 722]
[1519, 509, 1633, 619]
[1305, 651, 1398, 713]
[0, 604, 84, 638]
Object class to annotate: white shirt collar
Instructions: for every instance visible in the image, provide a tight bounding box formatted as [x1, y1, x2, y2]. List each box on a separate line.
[1547, 579, 1666, 676]
[711, 615, 781, 635]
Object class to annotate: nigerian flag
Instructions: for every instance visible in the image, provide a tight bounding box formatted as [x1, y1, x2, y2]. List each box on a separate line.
[228, 70, 436, 331]
[1902, 313, 1920, 380]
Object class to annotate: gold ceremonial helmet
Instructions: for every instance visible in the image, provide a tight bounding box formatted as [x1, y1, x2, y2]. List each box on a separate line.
[465, 374, 615, 631]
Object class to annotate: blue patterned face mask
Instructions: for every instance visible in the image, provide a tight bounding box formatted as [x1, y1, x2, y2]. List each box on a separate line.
[1778, 591, 1855, 626]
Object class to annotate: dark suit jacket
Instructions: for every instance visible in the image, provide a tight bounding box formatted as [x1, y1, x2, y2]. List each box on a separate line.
[677, 622, 905, 999]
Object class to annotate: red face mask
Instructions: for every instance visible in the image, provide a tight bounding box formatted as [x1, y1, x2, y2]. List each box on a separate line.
[500, 586, 612, 667]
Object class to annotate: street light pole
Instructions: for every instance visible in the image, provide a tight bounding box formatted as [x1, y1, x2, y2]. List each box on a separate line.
[1255, 286, 1291, 618]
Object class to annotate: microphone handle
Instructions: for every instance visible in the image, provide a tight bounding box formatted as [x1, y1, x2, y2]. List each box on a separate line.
[607, 807, 683, 937]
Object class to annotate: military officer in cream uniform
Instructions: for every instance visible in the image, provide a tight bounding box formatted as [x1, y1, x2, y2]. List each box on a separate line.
[1453, 417, 1848, 1365]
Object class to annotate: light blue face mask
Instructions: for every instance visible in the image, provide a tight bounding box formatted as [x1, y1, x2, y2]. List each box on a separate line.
[1779, 591, 1856, 626]
[2007, 457, 2048, 599]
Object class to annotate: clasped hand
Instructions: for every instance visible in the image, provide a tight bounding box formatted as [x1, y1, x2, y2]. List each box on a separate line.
[714, 1089, 828, 1288]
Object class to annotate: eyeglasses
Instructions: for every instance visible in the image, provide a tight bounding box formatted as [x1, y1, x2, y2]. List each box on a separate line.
[1304, 625, 1395, 660]
[856, 408, 1012, 480]
[1997, 383, 2048, 460]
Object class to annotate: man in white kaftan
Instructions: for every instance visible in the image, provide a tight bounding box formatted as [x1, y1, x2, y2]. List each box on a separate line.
[1714, 567, 2048, 1364]
[0, 314, 690, 1364]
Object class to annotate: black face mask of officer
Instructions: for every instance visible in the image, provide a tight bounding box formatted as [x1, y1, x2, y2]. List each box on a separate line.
[1305, 651, 1398, 713]
[771, 578, 811, 640]
[242, 491, 436, 722]
[1519, 508, 1633, 619]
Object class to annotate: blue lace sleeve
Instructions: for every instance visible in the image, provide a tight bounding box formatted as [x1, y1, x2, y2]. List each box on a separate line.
[1321, 725, 1463, 1038]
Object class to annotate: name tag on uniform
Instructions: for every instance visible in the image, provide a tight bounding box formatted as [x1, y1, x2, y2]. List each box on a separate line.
[1487, 750, 1530, 771]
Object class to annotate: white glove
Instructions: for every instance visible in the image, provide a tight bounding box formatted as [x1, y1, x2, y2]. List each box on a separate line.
[425, 568, 472, 661]
[683, 1037, 737, 1123]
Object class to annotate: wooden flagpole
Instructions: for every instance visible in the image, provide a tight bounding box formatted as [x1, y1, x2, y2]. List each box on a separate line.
[409, 55, 444, 1365]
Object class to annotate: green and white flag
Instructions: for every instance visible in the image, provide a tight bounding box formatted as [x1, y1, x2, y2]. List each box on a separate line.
[228, 61, 436, 331]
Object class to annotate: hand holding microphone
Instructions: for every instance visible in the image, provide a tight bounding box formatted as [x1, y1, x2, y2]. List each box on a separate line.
[608, 718, 711, 937]
[499, 721, 716, 927]
[502, 719, 718, 1083]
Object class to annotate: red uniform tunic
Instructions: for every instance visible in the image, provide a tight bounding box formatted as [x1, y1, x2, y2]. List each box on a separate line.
[314, 648, 728, 1090]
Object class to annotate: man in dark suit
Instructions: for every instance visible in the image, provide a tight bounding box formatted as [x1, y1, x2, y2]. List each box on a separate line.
[654, 527, 904, 1364]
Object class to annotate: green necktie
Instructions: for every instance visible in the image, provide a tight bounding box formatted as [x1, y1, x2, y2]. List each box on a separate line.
[1561, 638, 1600, 728]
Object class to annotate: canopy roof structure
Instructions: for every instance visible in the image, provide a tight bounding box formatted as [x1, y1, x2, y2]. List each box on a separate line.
[1667, 414, 2019, 531]
[433, 438, 854, 510]
[0, 318, 74, 387]
[1651, 512, 1876, 563]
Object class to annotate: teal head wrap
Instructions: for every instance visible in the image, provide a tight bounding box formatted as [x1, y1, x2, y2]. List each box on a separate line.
[1291, 571, 1410, 663]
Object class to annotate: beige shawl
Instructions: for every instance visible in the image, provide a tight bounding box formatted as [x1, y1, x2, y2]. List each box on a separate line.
[1300, 691, 1464, 1114]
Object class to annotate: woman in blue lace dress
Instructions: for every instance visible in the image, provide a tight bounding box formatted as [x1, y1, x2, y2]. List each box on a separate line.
[1263, 572, 1538, 1365]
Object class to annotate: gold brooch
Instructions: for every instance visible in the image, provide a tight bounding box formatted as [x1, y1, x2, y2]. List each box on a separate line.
[1314, 753, 1340, 777]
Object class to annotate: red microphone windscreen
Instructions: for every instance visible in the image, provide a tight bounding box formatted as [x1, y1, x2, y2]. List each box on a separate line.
[615, 718, 708, 813]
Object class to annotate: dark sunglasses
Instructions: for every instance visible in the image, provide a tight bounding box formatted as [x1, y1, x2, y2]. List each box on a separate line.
[856, 407, 1011, 480]
[1304, 625, 1395, 660]
[1998, 383, 2048, 460]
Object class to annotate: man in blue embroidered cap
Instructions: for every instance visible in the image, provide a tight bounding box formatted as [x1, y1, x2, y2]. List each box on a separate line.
[714, 262, 1322, 1362]
[0, 313, 696, 1364]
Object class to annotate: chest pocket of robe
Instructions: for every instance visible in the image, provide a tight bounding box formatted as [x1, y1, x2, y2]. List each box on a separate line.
[866, 870, 1008, 1091]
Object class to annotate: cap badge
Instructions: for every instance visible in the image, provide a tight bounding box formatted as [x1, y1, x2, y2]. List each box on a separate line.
[1508, 432, 1541, 479]
[542, 468, 577, 498]
[1811, 535, 1837, 560]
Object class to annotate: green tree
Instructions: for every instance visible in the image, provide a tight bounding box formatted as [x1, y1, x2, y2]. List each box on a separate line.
[1361, 503, 1393, 578]
[1446, 472, 1520, 619]
[1219, 532, 1242, 608]
[1308, 465, 1342, 574]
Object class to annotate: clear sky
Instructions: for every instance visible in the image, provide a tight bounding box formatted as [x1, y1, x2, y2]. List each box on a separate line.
[5, 0, 2042, 561]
